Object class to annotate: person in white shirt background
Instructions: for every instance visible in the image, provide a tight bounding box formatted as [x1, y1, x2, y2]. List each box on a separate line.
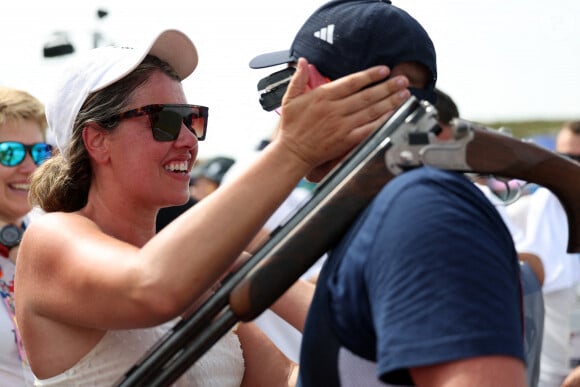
[516, 120, 580, 387]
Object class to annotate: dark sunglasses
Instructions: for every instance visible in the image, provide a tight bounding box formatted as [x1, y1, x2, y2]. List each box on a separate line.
[0, 142, 53, 167]
[105, 104, 209, 141]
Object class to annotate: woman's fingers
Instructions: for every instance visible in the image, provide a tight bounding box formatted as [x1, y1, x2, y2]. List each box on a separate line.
[276, 59, 411, 169]
[336, 78, 411, 138]
[282, 58, 309, 102]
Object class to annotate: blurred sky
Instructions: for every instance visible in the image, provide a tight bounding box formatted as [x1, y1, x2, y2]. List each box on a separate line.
[2, 0, 579, 160]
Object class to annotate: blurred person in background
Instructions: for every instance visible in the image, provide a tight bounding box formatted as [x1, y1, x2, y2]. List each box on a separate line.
[188, 155, 235, 201]
[156, 156, 234, 231]
[0, 86, 52, 386]
[517, 120, 580, 387]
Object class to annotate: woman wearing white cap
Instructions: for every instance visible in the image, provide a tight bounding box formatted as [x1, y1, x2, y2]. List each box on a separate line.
[14, 28, 410, 385]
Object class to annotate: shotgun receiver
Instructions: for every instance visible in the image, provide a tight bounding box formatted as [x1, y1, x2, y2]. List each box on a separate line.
[116, 96, 580, 386]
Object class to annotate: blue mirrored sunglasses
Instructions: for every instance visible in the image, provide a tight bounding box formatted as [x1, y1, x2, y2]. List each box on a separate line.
[0, 142, 53, 167]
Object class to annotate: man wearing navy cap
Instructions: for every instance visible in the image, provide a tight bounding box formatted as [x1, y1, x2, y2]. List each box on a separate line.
[250, 0, 436, 103]
[251, 1, 526, 386]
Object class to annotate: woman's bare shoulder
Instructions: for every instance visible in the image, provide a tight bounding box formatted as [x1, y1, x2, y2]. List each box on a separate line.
[25, 211, 100, 243]
[19, 211, 103, 271]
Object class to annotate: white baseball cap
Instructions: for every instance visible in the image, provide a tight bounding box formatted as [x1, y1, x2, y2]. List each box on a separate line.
[46, 28, 198, 157]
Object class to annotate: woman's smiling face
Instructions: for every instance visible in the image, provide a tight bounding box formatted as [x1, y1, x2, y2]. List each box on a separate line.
[0, 118, 45, 221]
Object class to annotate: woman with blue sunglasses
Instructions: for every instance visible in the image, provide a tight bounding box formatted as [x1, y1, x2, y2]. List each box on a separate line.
[0, 86, 51, 386]
[14, 28, 409, 386]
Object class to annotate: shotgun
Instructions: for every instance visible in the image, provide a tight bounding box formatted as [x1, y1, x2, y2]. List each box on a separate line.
[116, 96, 580, 386]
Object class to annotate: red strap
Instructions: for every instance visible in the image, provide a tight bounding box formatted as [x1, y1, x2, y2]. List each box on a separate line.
[0, 244, 9, 258]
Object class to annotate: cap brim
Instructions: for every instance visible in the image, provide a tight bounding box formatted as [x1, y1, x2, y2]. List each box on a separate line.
[249, 50, 296, 69]
[148, 29, 198, 81]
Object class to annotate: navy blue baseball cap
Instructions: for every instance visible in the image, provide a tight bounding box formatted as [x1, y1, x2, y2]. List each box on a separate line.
[250, 0, 437, 102]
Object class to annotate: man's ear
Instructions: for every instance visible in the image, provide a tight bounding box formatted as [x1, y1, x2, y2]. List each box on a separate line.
[82, 123, 110, 164]
[307, 64, 330, 89]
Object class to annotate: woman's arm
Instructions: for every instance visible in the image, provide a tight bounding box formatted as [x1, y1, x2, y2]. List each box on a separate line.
[237, 322, 298, 387]
[410, 356, 526, 387]
[17, 60, 410, 330]
[268, 279, 315, 332]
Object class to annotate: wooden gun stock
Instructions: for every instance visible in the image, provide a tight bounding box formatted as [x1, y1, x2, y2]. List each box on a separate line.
[419, 120, 580, 252]
[467, 130, 580, 252]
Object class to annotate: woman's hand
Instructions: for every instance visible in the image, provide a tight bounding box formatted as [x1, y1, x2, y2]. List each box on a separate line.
[275, 57, 410, 174]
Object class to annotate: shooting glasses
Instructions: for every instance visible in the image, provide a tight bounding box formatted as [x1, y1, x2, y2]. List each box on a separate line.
[256, 67, 296, 112]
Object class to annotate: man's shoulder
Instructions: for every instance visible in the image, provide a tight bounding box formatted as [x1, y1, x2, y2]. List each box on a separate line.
[373, 167, 475, 208]
[387, 166, 469, 190]
[360, 167, 509, 249]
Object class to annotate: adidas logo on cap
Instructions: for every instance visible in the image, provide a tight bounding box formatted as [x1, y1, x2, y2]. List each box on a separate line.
[313, 24, 334, 44]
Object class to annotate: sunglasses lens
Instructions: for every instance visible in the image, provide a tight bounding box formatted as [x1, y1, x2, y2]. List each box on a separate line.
[187, 109, 207, 141]
[152, 110, 182, 141]
[0, 142, 25, 166]
[31, 143, 53, 165]
[151, 107, 207, 142]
